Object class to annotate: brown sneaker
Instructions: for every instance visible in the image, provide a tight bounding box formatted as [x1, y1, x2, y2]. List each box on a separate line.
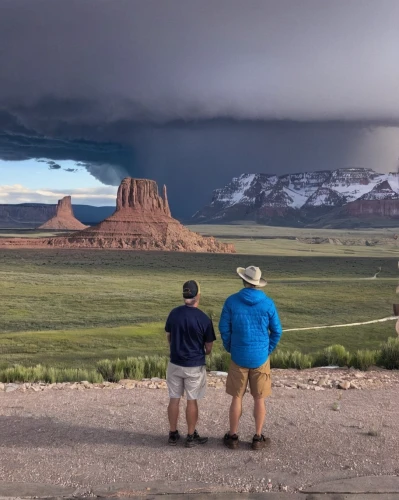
[251, 434, 271, 450]
[223, 433, 239, 449]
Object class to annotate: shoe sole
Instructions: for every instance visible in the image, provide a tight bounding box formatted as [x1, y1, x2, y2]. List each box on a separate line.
[185, 439, 208, 448]
[168, 441, 179, 446]
[251, 438, 271, 451]
[223, 440, 239, 449]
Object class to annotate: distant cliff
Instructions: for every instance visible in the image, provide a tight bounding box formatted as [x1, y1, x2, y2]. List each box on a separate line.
[0, 204, 56, 228]
[0, 203, 114, 228]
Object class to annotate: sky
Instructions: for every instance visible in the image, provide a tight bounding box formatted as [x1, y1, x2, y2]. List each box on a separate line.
[0, 159, 117, 206]
[1, 0, 399, 216]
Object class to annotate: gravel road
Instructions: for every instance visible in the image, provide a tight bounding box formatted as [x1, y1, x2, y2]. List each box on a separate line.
[1, 382, 398, 493]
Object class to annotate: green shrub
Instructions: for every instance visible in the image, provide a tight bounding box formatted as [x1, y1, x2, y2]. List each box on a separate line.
[206, 352, 231, 372]
[323, 344, 351, 367]
[143, 356, 168, 379]
[350, 349, 378, 370]
[270, 350, 290, 368]
[379, 337, 399, 369]
[96, 359, 114, 381]
[96, 355, 168, 382]
[270, 350, 313, 369]
[0, 364, 103, 384]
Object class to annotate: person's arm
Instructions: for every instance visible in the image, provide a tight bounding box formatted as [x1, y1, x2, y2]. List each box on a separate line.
[204, 319, 216, 355]
[268, 302, 283, 355]
[204, 342, 213, 355]
[165, 313, 172, 347]
[218, 301, 232, 353]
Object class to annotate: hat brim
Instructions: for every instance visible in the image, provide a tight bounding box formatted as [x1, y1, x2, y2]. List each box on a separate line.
[236, 267, 267, 287]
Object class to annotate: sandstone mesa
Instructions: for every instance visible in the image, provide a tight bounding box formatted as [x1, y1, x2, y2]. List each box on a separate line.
[0, 178, 235, 253]
[38, 196, 88, 231]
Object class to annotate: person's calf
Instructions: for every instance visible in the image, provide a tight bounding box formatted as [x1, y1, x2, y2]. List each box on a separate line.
[186, 399, 199, 435]
[168, 398, 181, 432]
[229, 396, 243, 436]
[253, 396, 266, 436]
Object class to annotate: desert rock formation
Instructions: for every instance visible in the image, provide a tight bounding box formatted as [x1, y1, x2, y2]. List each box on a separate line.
[39, 196, 88, 230]
[47, 178, 234, 252]
[0, 178, 234, 253]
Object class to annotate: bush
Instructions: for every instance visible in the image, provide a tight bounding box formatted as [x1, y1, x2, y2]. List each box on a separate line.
[96, 355, 168, 382]
[270, 350, 290, 369]
[379, 337, 399, 370]
[322, 344, 351, 367]
[270, 350, 313, 369]
[350, 349, 378, 370]
[206, 352, 231, 372]
[0, 364, 103, 384]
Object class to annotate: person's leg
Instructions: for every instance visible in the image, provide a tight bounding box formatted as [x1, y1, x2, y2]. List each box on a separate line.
[168, 398, 181, 432]
[249, 360, 272, 450]
[253, 396, 266, 436]
[225, 361, 248, 436]
[186, 399, 198, 435]
[223, 362, 248, 448]
[229, 396, 243, 435]
[184, 366, 208, 447]
[166, 363, 184, 444]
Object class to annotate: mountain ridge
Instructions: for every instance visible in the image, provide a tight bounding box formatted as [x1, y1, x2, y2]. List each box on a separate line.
[192, 168, 399, 227]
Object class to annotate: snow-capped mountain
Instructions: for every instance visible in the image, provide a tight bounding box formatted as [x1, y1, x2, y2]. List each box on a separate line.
[192, 168, 399, 226]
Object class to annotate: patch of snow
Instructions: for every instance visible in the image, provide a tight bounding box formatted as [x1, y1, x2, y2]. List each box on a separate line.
[283, 187, 308, 209]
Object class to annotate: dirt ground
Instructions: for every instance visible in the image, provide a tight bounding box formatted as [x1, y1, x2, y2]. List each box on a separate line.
[1, 378, 399, 494]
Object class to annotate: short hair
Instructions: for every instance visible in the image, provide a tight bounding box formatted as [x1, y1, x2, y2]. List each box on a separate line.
[242, 279, 257, 289]
[184, 297, 199, 306]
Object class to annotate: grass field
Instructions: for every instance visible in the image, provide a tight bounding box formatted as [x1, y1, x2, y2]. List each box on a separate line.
[187, 224, 399, 257]
[0, 239, 398, 370]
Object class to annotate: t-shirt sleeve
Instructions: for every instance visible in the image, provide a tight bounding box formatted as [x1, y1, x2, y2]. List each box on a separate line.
[165, 312, 172, 333]
[204, 319, 216, 343]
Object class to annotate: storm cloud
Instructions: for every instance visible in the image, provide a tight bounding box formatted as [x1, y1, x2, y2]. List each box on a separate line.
[1, 0, 399, 215]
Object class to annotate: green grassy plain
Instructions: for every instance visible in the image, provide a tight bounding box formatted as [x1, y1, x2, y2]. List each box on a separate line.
[0, 235, 398, 369]
[187, 224, 399, 257]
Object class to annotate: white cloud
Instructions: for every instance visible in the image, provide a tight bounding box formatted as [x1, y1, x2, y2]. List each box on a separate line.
[0, 184, 117, 206]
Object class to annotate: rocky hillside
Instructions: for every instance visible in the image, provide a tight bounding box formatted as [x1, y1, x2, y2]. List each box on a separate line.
[192, 168, 399, 227]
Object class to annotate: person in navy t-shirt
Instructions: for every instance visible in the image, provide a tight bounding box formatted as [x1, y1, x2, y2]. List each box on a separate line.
[165, 280, 216, 448]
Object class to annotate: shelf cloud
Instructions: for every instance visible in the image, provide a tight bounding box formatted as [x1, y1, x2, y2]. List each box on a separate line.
[1, 0, 399, 215]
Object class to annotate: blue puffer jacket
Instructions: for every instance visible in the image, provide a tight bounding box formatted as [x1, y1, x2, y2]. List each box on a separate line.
[219, 288, 283, 369]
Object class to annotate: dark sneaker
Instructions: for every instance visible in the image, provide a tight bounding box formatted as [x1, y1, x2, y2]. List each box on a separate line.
[251, 434, 271, 450]
[223, 432, 239, 449]
[185, 429, 208, 448]
[168, 430, 180, 446]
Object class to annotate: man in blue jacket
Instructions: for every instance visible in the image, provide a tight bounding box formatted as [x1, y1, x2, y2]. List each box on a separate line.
[219, 265, 282, 450]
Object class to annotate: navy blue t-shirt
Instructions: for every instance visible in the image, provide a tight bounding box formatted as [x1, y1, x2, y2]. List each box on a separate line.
[165, 305, 216, 367]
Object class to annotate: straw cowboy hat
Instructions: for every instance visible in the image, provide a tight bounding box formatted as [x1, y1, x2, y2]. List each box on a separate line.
[236, 266, 267, 287]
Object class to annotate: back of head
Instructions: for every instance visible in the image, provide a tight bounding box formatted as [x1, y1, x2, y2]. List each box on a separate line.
[182, 280, 201, 307]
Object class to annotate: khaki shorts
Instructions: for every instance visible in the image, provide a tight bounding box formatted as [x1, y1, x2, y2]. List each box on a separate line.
[226, 359, 271, 399]
[166, 362, 207, 400]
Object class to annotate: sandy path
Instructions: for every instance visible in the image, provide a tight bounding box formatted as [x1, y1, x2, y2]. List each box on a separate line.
[1, 383, 398, 494]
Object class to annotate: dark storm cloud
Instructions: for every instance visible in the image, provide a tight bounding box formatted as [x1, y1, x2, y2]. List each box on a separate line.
[48, 163, 61, 170]
[1, 0, 399, 215]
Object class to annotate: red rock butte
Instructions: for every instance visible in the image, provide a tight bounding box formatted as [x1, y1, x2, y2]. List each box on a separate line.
[39, 178, 235, 252]
[38, 196, 88, 230]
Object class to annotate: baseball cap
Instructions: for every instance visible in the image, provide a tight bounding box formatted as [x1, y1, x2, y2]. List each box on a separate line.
[183, 280, 200, 299]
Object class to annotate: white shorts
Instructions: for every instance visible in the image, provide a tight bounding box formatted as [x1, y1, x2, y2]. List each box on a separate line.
[166, 362, 207, 400]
